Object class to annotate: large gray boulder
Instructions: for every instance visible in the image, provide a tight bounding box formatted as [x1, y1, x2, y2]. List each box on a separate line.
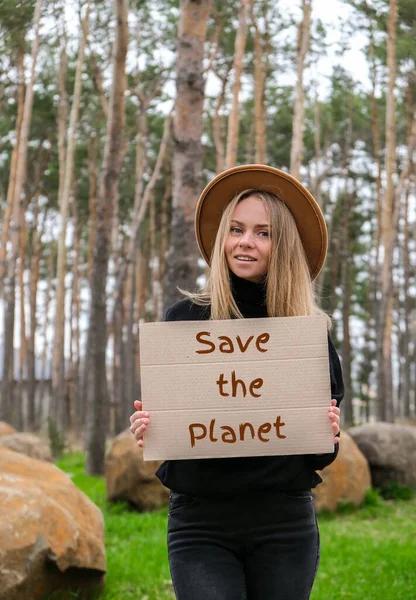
[348, 422, 416, 489]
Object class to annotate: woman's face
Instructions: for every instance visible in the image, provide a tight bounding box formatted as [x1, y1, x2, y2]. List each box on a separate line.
[224, 196, 271, 283]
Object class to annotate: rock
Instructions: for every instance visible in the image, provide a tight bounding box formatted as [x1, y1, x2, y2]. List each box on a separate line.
[349, 422, 416, 489]
[105, 428, 169, 511]
[0, 447, 106, 600]
[312, 430, 371, 512]
[0, 422, 16, 437]
[0, 432, 52, 462]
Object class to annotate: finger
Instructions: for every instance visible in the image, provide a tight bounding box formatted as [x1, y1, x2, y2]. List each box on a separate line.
[333, 435, 340, 444]
[331, 399, 337, 407]
[137, 439, 144, 448]
[131, 417, 149, 434]
[134, 400, 142, 410]
[133, 423, 148, 441]
[130, 410, 149, 425]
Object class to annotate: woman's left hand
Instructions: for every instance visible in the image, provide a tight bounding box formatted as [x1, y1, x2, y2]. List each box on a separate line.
[329, 399, 341, 444]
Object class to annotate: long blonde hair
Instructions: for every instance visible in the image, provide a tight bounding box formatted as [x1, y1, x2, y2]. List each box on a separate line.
[182, 189, 330, 326]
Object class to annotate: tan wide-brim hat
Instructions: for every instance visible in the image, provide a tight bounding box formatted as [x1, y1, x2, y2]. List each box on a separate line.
[195, 164, 328, 281]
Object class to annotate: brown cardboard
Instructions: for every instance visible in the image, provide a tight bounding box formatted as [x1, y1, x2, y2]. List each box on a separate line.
[139, 315, 334, 461]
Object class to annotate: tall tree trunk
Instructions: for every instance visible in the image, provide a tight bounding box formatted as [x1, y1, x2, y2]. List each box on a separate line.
[290, 0, 311, 180]
[86, 0, 128, 475]
[399, 87, 413, 418]
[252, 8, 267, 164]
[212, 70, 229, 174]
[0, 0, 44, 423]
[0, 49, 25, 289]
[377, 0, 397, 422]
[164, 0, 213, 311]
[27, 187, 43, 429]
[160, 149, 172, 302]
[340, 105, 354, 426]
[87, 136, 98, 284]
[52, 1, 90, 432]
[225, 0, 251, 169]
[16, 214, 28, 430]
[69, 199, 81, 433]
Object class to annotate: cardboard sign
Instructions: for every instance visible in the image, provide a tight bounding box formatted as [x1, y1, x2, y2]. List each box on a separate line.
[139, 315, 334, 461]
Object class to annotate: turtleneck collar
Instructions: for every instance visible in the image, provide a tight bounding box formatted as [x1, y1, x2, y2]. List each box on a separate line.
[229, 271, 268, 318]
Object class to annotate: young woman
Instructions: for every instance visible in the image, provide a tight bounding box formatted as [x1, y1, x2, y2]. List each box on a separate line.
[130, 164, 343, 600]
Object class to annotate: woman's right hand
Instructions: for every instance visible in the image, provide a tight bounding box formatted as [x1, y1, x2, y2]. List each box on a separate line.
[129, 400, 150, 448]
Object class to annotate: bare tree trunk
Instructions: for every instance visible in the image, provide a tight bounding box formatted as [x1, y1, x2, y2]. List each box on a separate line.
[225, 0, 251, 169]
[252, 7, 267, 164]
[52, 1, 90, 432]
[69, 199, 82, 433]
[340, 104, 354, 426]
[16, 214, 28, 430]
[160, 150, 172, 302]
[0, 0, 44, 423]
[164, 0, 213, 311]
[87, 136, 98, 283]
[290, 0, 311, 180]
[399, 92, 412, 418]
[0, 49, 25, 289]
[212, 70, 229, 174]
[86, 0, 128, 475]
[377, 0, 397, 422]
[38, 251, 53, 427]
[27, 185, 44, 429]
[398, 187, 411, 418]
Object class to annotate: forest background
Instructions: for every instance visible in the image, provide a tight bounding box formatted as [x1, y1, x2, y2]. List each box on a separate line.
[0, 0, 415, 475]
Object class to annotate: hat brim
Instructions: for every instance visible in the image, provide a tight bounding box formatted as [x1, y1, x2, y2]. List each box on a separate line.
[195, 164, 327, 281]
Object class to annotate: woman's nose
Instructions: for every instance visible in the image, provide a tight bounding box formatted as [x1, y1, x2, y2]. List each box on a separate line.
[238, 232, 254, 247]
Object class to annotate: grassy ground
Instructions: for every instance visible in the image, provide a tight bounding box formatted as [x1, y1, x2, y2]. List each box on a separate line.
[56, 452, 416, 600]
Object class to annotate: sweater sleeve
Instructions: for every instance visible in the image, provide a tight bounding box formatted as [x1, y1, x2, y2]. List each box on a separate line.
[304, 332, 344, 471]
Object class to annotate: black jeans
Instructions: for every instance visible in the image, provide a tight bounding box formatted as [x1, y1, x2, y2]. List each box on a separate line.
[167, 489, 320, 600]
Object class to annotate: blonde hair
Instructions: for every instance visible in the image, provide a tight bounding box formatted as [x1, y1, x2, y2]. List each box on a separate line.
[182, 189, 330, 326]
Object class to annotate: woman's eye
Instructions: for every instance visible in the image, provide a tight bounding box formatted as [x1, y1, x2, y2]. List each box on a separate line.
[230, 227, 242, 234]
[259, 231, 269, 237]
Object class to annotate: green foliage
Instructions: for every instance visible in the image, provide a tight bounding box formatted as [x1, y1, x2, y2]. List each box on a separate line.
[362, 487, 384, 506]
[0, 0, 35, 51]
[380, 481, 415, 501]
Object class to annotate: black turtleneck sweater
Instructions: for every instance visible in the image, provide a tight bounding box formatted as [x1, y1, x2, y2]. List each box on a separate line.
[155, 274, 344, 497]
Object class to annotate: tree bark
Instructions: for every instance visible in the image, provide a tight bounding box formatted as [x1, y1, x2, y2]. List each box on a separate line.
[252, 7, 267, 164]
[27, 186, 43, 428]
[164, 0, 213, 312]
[0, 49, 25, 289]
[377, 0, 397, 422]
[0, 0, 44, 423]
[225, 0, 251, 169]
[212, 70, 230, 174]
[52, 1, 90, 432]
[340, 103, 354, 426]
[290, 0, 311, 180]
[87, 136, 98, 284]
[399, 183, 411, 418]
[86, 0, 128, 475]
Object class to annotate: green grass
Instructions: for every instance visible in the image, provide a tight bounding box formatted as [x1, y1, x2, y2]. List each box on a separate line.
[56, 453, 416, 600]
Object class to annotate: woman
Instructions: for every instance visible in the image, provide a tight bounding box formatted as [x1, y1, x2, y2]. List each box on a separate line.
[130, 164, 343, 600]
